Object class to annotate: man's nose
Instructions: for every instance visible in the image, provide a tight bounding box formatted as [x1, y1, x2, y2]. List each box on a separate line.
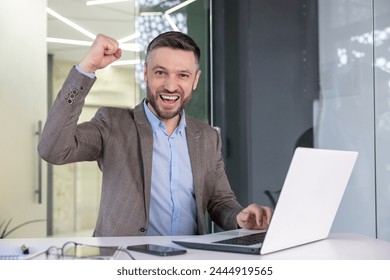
[164, 75, 178, 92]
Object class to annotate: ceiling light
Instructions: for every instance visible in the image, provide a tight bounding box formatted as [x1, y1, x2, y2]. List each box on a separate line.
[118, 32, 141, 44]
[46, 38, 93, 46]
[119, 43, 141, 52]
[139, 12, 164, 16]
[47, 37, 140, 52]
[138, 0, 196, 31]
[111, 59, 141, 66]
[86, 0, 130, 5]
[165, 0, 197, 15]
[164, 14, 179, 31]
[46, 7, 96, 40]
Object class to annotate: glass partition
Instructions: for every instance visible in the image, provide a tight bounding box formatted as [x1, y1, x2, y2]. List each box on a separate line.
[317, 0, 376, 237]
[211, 0, 390, 242]
[317, 0, 390, 241]
[374, 0, 390, 241]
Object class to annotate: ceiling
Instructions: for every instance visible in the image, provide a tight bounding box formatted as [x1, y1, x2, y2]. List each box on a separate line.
[47, 0, 138, 63]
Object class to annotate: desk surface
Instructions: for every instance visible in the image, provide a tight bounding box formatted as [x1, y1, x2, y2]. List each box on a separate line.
[1, 233, 390, 260]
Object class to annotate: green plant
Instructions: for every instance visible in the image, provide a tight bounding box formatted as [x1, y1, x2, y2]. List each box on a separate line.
[0, 218, 46, 238]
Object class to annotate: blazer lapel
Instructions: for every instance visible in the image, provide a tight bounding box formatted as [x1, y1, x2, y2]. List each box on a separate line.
[134, 102, 153, 220]
[186, 119, 207, 234]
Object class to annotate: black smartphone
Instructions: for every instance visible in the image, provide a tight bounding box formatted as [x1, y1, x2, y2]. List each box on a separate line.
[126, 244, 187, 256]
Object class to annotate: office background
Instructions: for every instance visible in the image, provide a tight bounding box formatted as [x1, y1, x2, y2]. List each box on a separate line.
[0, 0, 389, 242]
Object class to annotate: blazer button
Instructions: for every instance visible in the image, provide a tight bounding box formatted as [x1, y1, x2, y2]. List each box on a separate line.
[139, 227, 146, 233]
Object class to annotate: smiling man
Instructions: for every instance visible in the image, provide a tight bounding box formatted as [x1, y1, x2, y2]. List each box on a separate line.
[144, 42, 200, 135]
[38, 32, 272, 237]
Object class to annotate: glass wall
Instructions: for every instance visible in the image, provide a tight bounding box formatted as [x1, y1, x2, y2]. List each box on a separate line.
[136, 0, 210, 121]
[47, 0, 210, 236]
[318, 0, 390, 240]
[374, 0, 390, 240]
[212, 0, 389, 242]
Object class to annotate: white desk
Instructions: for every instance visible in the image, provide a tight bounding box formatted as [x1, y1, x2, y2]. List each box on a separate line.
[1, 233, 389, 260]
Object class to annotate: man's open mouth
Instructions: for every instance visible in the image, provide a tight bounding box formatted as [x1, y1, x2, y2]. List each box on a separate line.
[160, 94, 179, 103]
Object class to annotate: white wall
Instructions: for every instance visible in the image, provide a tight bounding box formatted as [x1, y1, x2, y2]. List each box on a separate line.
[0, 0, 47, 237]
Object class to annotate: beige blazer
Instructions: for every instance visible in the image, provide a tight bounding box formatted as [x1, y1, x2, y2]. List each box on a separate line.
[38, 67, 243, 237]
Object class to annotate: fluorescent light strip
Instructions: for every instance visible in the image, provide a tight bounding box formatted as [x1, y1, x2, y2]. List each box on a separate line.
[139, 0, 197, 31]
[164, 14, 179, 31]
[118, 32, 141, 44]
[165, 0, 197, 14]
[139, 12, 164, 16]
[46, 37, 93, 46]
[111, 59, 141, 66]
[119, 43, 141, 52]
[140, 0, 197, 16]
[86, 0, 130, 6]
[47, 37, 140, 52]
[46, 7, 96, 40]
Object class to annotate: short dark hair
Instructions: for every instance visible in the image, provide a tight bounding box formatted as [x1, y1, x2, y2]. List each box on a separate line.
[145, 31, 201, 69]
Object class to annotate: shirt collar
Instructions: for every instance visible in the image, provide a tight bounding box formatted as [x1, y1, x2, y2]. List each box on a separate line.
[143, 99, 187, 136]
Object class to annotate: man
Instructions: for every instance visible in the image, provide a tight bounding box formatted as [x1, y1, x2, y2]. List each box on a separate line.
[38, 32, 272, 237]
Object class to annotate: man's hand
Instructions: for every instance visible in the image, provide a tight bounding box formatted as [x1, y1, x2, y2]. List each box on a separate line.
[236, 203, 273, 230]
[78, 34, 122, 73]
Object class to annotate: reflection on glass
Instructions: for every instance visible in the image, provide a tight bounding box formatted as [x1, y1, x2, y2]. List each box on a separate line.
[135, 0, 195, 92]
[317, 0, 390, 241]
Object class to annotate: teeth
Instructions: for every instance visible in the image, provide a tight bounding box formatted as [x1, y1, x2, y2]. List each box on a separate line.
[161, 95, 178, 100]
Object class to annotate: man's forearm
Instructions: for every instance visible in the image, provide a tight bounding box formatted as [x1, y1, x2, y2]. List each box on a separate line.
[38, 66, 96, 163]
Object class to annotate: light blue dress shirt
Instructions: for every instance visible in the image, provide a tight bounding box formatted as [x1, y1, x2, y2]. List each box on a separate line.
[143, 101, 198, 236]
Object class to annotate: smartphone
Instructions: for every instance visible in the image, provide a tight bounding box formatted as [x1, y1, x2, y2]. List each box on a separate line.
[126, 244, 187, 256]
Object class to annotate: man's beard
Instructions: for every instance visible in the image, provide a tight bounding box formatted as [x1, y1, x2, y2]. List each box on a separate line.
[146, 84, 192, 120]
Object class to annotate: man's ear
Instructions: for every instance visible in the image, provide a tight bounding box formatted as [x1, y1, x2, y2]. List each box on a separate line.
[193, 70, 201, 91]
[143, 62, 148, 82]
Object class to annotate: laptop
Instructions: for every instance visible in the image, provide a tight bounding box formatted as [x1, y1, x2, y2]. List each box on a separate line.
[172, 147, 358, 255]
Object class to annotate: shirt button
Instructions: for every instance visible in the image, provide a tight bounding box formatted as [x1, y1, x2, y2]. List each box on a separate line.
[139, 227, 146, 233]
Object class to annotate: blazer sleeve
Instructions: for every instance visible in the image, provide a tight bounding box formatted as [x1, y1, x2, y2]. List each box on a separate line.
[38, 66, 104, 164]
[205, 127, 244, 230]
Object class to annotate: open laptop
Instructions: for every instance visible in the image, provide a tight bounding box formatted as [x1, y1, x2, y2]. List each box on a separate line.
[172, 147, 358, 255]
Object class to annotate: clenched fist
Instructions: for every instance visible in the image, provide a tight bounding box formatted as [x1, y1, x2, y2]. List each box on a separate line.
[79, 33, 122, 73]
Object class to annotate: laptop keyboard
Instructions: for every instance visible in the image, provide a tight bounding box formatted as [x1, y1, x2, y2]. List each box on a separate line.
[213, 232, 266, 246]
